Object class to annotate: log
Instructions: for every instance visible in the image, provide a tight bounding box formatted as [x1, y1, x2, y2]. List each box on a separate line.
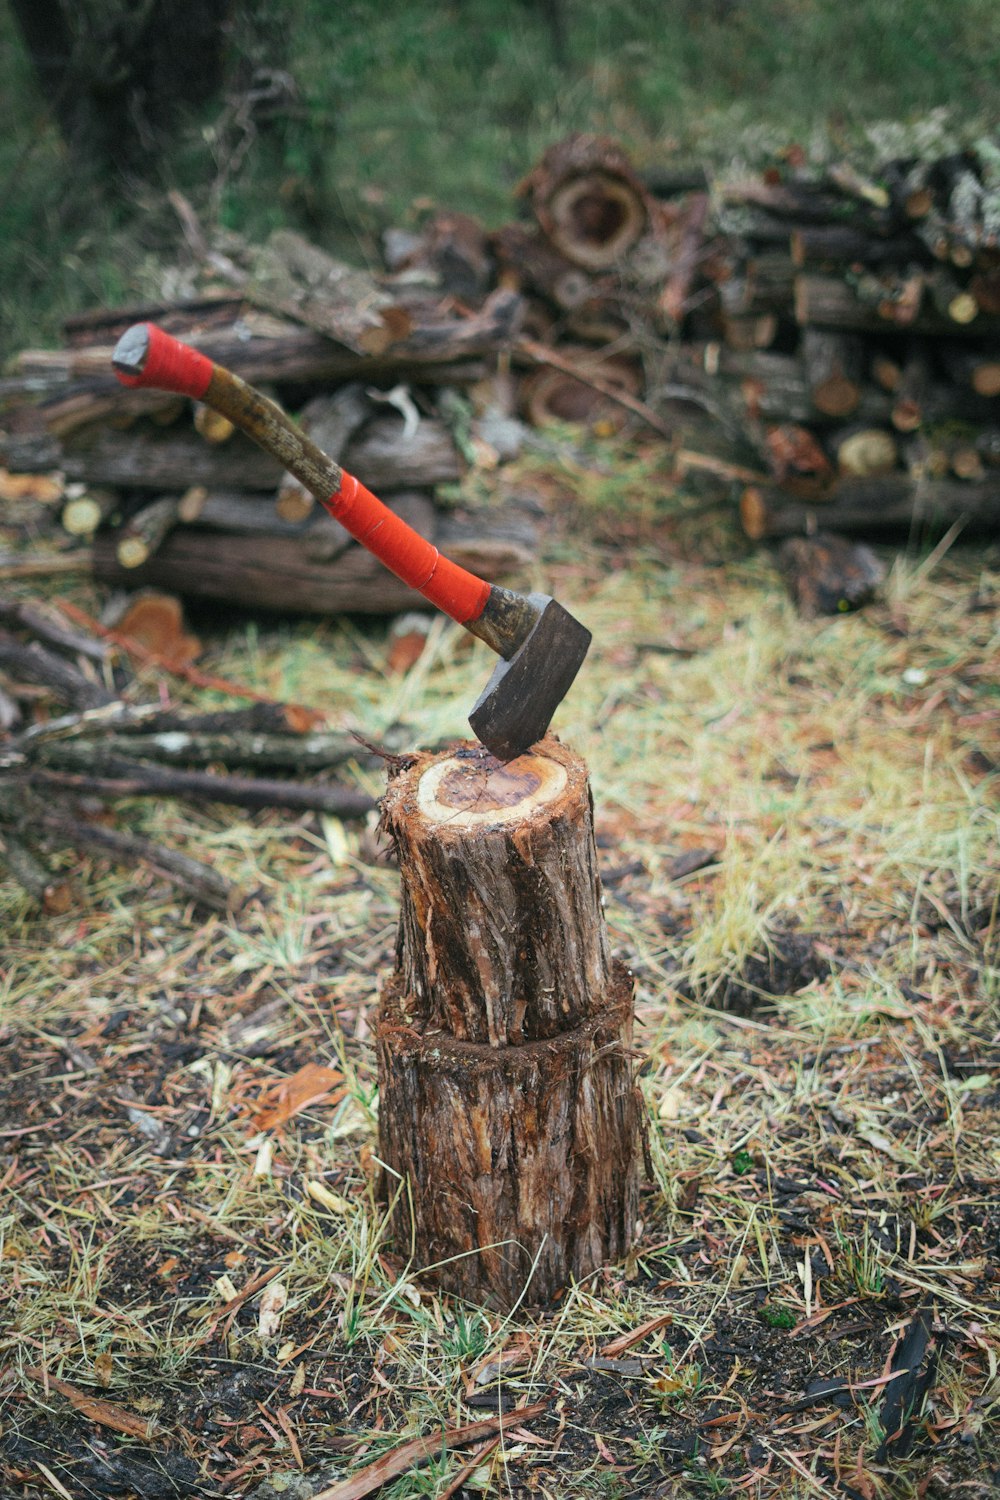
[518, 133, 650, 270]
[789, 225, 929, 267]
[657, 191, 710, 326]
[490, 223, 602, 312]
[246, 230, 412, 354]
[3, 413, 464, 492]
[705, 347, 892, 428]
[800, 329, 864, 417]
[0, 830, 73, 913]
[795, 273, 1000, 337]
[741, 474, 1000, 540]
[10, 292, 523, 402]
[116, 495, 183, 569]
[376, 737, 640, 1307]
[386, 211, 494, 300]
[26, 762, 376, 818]
[62, 485, 120, 537]
[0, 633, 114, 711]
[938, 346, 1000, 399]
[831, 427, 899, 478]
[890, 346, 932, 433]
[90, 508, 534, 616]
[719, 252, 796, 318]
[519, 348, 644, 431]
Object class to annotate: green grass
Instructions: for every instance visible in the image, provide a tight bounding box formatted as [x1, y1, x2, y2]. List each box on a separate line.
[2, 0, 1000, 355]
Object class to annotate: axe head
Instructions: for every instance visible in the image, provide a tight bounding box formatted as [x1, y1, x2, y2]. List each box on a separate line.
[467, 598, 591, 761]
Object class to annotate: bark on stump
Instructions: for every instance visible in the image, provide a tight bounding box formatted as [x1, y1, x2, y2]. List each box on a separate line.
[376, 736, 640, 1308]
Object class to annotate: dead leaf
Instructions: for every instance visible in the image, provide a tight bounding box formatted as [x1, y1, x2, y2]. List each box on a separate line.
[116, 592, 201, 669]
[258, 1280, 288, 1340]
[387, 629, 429, 675]
[250, 1061, 346, 1131]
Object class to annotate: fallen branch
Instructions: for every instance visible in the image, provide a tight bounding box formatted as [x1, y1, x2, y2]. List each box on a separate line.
[25, 762, 377, 818]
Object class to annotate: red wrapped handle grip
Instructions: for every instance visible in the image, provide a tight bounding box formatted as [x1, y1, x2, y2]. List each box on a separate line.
[112, 324, 492, 626]
[114, 323, 214, 399]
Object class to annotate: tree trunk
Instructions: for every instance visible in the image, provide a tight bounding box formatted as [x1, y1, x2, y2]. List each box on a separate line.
[376, 737, 640, 1307]
[10, 0, 231, 179]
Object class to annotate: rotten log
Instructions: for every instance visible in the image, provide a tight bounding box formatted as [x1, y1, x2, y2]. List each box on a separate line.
[376, 737, 640, 1307]
[517, 133, 650, 270]
[741, 473, 1000, 540]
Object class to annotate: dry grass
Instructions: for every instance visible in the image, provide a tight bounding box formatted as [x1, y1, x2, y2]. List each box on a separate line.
[1, 443, 998, 1498]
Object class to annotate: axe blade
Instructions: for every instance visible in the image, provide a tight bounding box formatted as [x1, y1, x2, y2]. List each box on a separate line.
[468, 598, 591, 761]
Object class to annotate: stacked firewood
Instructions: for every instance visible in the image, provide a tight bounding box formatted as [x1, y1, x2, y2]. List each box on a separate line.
[2, 131, 1000, 603]
[485, 134, 1000, 545]
[706, 149, 1000, 544]
[0, 262, 540, 615]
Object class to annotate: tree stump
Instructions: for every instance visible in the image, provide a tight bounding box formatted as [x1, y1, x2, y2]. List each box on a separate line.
[376, 736, 640, 1308]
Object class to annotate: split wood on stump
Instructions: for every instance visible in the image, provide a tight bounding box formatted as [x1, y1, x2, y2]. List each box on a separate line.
[376, 736, 640, 1309]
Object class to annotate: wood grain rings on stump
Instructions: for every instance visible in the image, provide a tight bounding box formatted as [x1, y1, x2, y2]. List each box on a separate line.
[376, 736, 640, 1308]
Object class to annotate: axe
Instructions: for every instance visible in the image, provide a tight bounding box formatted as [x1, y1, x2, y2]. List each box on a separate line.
[111, 324, 590, 761]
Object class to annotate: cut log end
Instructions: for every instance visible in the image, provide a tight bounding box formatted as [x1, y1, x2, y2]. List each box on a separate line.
[415, 749, 569, 831]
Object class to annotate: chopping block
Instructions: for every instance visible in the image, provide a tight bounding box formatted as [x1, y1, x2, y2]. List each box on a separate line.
[375, 736, 640, 1309]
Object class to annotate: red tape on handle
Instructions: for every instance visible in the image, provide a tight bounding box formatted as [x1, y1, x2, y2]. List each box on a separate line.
[115, 323, 214, 399]
[325, 474, 490, 624]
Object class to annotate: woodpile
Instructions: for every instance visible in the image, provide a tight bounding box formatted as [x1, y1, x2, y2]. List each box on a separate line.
[2, 130, 999, 627]
[0, 589, 380, 911]
[0, 264, 539, 615]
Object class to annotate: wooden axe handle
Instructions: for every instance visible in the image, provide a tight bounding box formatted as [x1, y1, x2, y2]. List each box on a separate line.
[112, 323, 493, 628]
